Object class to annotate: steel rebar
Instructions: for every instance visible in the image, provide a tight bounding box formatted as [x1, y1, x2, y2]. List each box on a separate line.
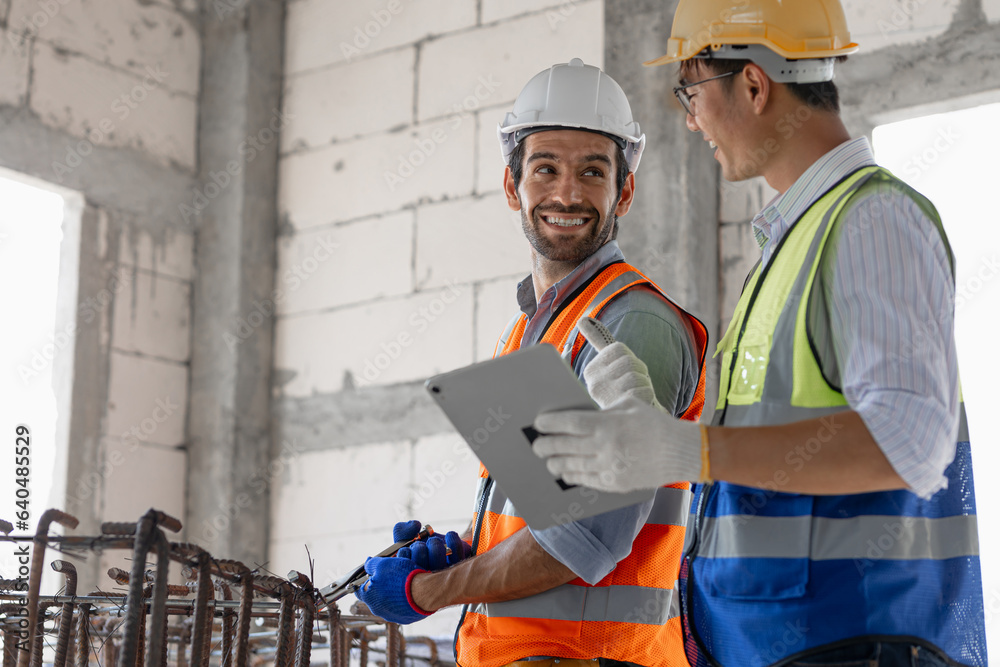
[50, 561, 77, 667]
[386, 622, 401, 667]
[74, 603, 90, 667]
[21, 509, 79, 667]
[30, 600, 58, 667]
[289, 571, 315, 667]
[257, 577, 294, 667]
[1, 605, 22, 667]
[215, 562, 253, 667]
[177, 550, 211, 667]
[108, 510, 181, 667]
[214, 581, 234, 667]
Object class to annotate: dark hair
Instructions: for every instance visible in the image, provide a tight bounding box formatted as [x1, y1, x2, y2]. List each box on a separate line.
[682, 53, 847, 113]
[507, 134, 630, 200]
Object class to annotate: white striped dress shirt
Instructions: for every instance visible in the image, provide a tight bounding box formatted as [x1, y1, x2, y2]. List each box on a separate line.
[751, 137, 960, 498]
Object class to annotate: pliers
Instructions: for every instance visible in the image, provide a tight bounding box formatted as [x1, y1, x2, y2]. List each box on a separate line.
[318, 524, 436, 608]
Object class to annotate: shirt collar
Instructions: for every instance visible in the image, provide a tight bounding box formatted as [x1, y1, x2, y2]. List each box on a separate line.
[751, 137, 876, 252]
[516, 240, 625, 320]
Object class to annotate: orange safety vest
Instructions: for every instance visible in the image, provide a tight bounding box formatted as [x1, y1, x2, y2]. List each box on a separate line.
[455, 261, 707, 667]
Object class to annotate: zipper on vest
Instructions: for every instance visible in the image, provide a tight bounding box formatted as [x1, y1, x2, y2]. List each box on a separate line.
[697, 195, 816, 666]
[681, 483, 724, 667]
[470, 477, 493, 555]
[453, 475, 494, 664]
[717, 167, 874, 425]
[537, 260, 625, 339]
[717, 251, 777, 425]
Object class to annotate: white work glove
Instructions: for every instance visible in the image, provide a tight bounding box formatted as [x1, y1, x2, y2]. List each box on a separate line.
[577, 317, 662, 410]
[532, 397, 704, 492]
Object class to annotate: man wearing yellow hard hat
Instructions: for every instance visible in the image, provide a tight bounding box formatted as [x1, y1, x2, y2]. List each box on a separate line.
[532, 1, 987, 666]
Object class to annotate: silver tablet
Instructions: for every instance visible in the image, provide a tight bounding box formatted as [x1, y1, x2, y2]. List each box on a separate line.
[425, 344, 654, 529]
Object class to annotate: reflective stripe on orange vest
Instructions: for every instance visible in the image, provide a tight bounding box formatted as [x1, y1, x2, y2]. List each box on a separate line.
[458, 262, 704, 667]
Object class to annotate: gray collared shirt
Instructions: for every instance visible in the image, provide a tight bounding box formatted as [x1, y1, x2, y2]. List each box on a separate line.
[517, 240, 701, 583]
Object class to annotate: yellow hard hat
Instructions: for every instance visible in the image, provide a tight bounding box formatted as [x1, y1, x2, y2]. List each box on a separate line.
[644, 0, 859, 67]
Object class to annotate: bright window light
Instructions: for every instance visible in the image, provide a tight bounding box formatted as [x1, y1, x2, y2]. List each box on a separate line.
[874, 102, 1000, 654]
[0, 174, 65, 555]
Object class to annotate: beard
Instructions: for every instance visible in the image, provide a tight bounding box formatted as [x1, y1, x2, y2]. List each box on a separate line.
[521, 203, 617, 263]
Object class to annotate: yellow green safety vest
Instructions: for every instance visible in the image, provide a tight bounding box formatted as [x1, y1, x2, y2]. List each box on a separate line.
[682, 167, 985, 667]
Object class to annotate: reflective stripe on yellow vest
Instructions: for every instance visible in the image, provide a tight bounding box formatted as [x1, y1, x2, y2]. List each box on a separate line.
[456, 261, 705, 667]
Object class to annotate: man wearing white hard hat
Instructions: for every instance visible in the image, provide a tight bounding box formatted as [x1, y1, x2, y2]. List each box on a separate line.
[357, 59, 707, 667]
[532, 3, 986, 666]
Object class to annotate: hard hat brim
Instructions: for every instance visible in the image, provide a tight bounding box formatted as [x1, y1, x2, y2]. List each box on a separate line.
[643, 37, 859, 68]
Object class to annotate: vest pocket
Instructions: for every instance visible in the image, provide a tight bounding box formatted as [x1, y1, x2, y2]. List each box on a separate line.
[702, 488, 813, 600]
[727, 333, 771, 404]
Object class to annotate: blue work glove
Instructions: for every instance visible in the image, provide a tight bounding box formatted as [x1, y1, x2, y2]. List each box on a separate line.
[394, 521, 472, 570]
[393, 520, 422, 542]
[397, 531, 473, 571]
[356, 556, 431, 625]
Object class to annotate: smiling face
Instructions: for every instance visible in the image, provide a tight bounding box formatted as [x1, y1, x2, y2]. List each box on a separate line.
[679, 60, 753, 181]
[504, 130, 634, 267]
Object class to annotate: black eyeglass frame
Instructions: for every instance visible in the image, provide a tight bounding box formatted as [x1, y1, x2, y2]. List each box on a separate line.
[672, 70, 738, 116]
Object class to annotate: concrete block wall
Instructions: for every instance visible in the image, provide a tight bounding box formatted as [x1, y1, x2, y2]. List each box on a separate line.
[4, 0, 199, 171]
[272, 0, 605, 636]
[97, 219, 193, 576]
[0, 0, 199, 590]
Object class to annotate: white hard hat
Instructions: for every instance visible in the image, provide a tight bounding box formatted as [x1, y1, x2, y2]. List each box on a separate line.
[498, 58, 646, 172]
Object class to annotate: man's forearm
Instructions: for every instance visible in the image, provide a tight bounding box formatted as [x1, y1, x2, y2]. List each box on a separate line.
[409, 527, 576, 612]
[709, 410, 908, 494]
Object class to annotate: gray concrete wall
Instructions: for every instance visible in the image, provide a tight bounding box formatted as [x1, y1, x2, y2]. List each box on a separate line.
[185, 0, 286, 567]
[269, 0, 607, 638]
[0, 0, 200, 592]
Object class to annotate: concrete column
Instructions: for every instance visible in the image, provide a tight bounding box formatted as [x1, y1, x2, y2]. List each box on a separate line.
[604, 0, 722, 417]
[186, 0, 285, 560]
[55, 201, 112, 593]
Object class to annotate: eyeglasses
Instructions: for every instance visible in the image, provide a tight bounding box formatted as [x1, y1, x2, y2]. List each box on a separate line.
[672, 71, 737, 116]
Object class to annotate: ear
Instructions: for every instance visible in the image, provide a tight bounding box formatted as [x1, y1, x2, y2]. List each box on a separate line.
[614, 171, 636, 217]
[503, 166, 521, 211]
[741, 63, 771, 116]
